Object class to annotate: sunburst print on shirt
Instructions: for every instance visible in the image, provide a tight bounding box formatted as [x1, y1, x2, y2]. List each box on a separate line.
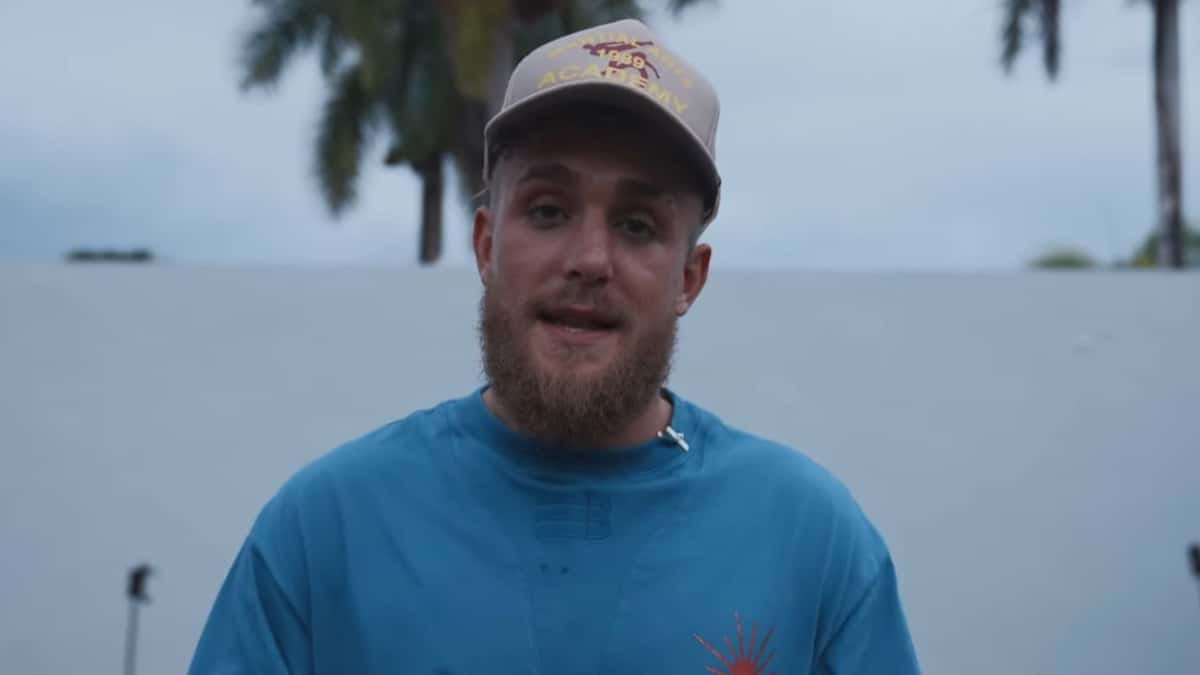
[693, 611, 776, 675]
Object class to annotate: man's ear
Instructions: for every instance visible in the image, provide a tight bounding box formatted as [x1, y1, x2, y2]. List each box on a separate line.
[472, 206, 494, 285]
[675, 242, 712, 316]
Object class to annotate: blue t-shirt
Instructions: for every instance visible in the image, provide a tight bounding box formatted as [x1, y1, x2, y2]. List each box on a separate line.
[189, 389, 919, 674]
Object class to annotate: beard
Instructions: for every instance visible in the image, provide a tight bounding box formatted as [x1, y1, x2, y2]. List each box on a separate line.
[478, 282, 677, 449]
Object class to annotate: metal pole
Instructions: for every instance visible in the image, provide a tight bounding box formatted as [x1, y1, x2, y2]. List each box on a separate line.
[124, 600, 139, 675]
[1189, 544, 1200, 608]
[123, 563, 153, 675]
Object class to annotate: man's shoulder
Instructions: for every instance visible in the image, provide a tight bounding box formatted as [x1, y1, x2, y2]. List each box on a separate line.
[693, 404, 851, 502]
[272, 394, 464, 505]
[236, 394, 472, 568]
[690, 399, 884, 545]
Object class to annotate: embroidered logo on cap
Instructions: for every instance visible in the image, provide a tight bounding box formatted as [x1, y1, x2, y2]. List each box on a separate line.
[582, 39, 660, 80]
[533, 29, 692, 115]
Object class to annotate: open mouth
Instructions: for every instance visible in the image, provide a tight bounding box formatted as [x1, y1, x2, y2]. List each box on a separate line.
[536, 307, 621, 334]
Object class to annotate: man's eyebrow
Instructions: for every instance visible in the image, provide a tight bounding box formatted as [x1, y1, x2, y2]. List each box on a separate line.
[515, 163, 676, 203]
[516, 162, 576, 186]
[614, 177, 668, 201]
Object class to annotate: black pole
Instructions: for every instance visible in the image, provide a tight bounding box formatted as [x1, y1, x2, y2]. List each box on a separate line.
[1189, 544, 1200, 606]
[123, 564, 153, 675]
[124, 600, 139, 675]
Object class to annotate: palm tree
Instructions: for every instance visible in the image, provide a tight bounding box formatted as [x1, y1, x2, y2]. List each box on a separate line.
[1000, 0, 1187, 269]
[240, 0, 458, 263]
[1129, 222, 1200, 266]
[238, 0, 709, 264]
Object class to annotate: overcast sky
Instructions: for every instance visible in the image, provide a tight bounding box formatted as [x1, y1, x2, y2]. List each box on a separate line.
[1, 0, 1197, 269]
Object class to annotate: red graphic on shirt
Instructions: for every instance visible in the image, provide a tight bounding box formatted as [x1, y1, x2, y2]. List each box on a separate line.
[582, 40, 660, 81]
[693, 611, 776, 675]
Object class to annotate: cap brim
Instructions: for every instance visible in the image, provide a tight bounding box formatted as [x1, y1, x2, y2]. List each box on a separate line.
[484, 79, 721, 225]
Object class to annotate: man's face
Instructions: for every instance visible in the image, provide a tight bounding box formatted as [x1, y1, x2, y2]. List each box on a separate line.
[474, 117, 711, 448]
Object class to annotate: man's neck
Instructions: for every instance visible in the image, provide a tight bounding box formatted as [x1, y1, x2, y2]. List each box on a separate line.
[482, 387, 673, 450]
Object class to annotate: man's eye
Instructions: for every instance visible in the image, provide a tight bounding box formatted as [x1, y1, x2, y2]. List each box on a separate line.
[528, 203, 567, 225]
[617, 216, 656, 240]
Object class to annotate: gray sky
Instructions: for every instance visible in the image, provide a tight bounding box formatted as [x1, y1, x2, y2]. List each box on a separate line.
[1, 0, 1197, 269]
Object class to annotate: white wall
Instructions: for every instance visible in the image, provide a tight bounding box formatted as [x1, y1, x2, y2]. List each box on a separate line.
[1, 264, 1198, 674]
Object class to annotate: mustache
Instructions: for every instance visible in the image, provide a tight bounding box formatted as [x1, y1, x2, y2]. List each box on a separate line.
[532, 285, 623, 323]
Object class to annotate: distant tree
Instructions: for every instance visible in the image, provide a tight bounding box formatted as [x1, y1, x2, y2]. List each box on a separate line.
[66, 248, 154, 263]
[1029, 246, 1098, 269]
[1000, 0, 1188, 269]
[237, 0, 710, 264]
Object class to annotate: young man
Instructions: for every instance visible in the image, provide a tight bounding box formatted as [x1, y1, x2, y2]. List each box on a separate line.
[189, 18, 920, 675]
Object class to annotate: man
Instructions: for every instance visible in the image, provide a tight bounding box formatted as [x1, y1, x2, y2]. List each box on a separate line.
[189, 18, 920, 675]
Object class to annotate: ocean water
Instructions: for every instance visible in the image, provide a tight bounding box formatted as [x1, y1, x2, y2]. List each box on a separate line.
[1, 264, 1198, 674]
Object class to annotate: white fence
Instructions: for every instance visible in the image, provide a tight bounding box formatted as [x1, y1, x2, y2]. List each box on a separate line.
[1, 264, 1197, 674]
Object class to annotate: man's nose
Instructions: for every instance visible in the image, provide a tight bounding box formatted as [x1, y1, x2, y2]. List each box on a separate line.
[562, 210, 613, 283]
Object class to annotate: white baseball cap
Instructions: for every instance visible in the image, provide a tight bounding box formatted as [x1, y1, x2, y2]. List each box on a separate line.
[483, 18, 722, 227]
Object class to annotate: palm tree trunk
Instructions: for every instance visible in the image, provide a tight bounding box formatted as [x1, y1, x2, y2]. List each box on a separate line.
[459, 18, 514, 201]
[1152, 0, 1185, 268]
[415, 157, 444, 265]
[123, 600, 139, 675]
[452, 102, 488, 201]
[432, 0, 524, 204]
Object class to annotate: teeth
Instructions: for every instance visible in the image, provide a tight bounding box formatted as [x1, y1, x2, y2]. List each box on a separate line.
[545, 316, 610, 332]
[553, 321, 600, 332]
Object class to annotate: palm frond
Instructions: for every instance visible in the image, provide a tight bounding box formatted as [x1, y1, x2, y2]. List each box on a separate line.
[1001, 0, 1034, 74]
[665, 0, 711, 17]
[1001, 0, 1061, 79]
[377, 0, 427, 106]
[379, 40, 419, 149]
[448, 0, 510, 101]
[337, 0, 390, 89]
[595, 0, 644, 19]
[315, 64, 379, 214]
[319, 25, 346, 80]
[380, 2, 456, 164]
[384, 63, 455, 165]
[238, 0, 327, 90]
[1038, 0, 1061, 79]
[566, 0, 642, 29]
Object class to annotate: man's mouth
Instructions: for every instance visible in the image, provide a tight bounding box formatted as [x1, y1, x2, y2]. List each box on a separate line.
[536, 306, 621, 334]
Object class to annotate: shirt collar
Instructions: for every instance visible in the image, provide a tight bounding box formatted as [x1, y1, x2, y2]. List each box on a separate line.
[451, 385, 701, 482]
